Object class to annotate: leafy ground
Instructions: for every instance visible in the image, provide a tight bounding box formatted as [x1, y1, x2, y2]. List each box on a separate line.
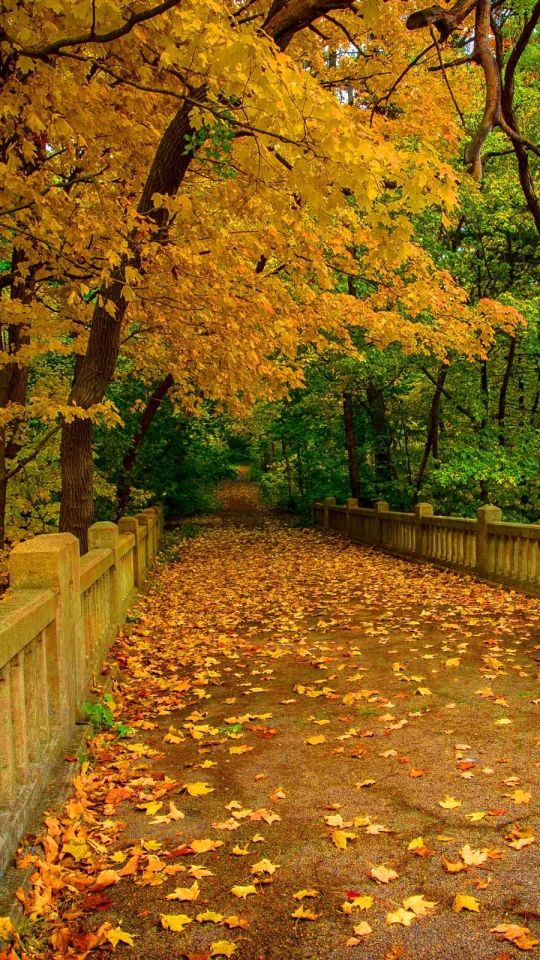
[4, 482, 540, 960]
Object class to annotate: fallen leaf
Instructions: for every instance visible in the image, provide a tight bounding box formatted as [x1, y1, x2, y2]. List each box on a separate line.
[386, 908, 416, 927]
[439, 796, 462, 809]
[209, 942, 237, 957]
[370, 865, 398, 884]
[161, 914, 193, 932]
[452, 894, 480, 913]
[291, 905, 320, 920]
[230, 885, 257, 899]
[183, 782, 215, 797]
[107, 927, 136, 949]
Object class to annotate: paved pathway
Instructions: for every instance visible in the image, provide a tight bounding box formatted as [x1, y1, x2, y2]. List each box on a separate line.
[10, 483, 540, 960]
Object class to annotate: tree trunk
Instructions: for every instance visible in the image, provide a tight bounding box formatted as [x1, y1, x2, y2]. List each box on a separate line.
[60, 89, 205, 549]
[115, 373, 174, 517]
[412, 365, 447, 505]
[59, 418, 94, 552]
[366, 380, 395, 486]
[343, 391, 360, 501]
[497, 335, 516, 444]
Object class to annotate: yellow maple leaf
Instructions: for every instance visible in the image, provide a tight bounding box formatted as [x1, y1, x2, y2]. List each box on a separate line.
[291, 905, 320, 920]
[452, 894, 480, 913]
[332, 829, 356, 850]
[370, 865, 398, 883]
[403, 895, 437, 916]
[438, 796, 461, 809]
[191, 839, 223, 853]
[106, 927, 136, 949]
[210, 942, 237, 958]
[183, 782, 214, 797]
[510, 789, 532, 804]
[386, 908, 416, 926]
[189, 865, 214, 879]
[232, 844, 250, 856]
[251, 858, 279, 875]
[0, 918, 14, 940]
[196, 911, 224, 923]
[160, 914, 193, 931]
[230, 885, 257, 899]
[305, 735, 326, 745]
[166, 880, 199, 902]
[352, 921, 373, 936]
[62, 838, 92, 861]
[293, 889, 319, 900]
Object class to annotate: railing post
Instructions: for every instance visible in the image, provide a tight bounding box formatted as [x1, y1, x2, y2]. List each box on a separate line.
[414, 503, 432, 557]
[346, 498, 358, 539]
[88, 522, 121, 630]
[118, 517, 141, 588]
[324, 498, 336, 531]
[143, 507, 158, 561]
[477, 504, 502, 576]
[9, 533, 83, 728]
[135, 512, 150, 578]
[155, 502, 164, 542]
[311, 498, 319, 527]
[374, 501, 389, 545]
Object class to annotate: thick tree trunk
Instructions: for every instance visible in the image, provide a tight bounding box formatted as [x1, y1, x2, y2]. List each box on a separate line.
[60, 90, 205, 549]
[342, 391, 360, 501]
[115, 373, 174, 517]
[59, 418, 94, 553]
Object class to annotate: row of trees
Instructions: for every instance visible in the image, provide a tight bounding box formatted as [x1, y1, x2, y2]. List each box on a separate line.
[1, 0, 538, 562]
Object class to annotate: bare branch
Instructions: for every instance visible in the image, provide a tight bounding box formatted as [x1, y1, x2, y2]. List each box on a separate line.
[4, 0, 185, 58]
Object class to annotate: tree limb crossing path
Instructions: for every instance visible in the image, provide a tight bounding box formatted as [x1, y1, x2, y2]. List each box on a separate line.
[9, 483, 540, 959]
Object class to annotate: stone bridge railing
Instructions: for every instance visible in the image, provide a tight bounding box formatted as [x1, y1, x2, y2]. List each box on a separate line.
[314, 498, 540, 593]
[0, 505, 163, 876]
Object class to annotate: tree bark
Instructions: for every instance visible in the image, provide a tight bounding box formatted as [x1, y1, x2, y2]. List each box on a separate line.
[59, 89, 206, 551]
[115, 374, 174, 517]
[343, 391, 360, 501]
[366, 380, 395, 486]
[412, 365, 447, 505]
[497, 335, 516, 444]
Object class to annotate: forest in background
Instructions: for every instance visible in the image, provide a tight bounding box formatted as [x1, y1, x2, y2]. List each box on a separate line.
[2, 0, 540, 565]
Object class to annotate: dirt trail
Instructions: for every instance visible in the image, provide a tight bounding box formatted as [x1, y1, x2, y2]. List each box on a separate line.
[9, 483, 540, 960]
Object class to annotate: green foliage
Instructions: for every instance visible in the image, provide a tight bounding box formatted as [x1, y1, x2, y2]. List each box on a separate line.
[83, 695, 132, 738]
[93, 369, 236, 519]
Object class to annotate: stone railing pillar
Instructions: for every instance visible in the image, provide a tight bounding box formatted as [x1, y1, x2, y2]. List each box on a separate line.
[374, 501, 389, 545]
[143, 507, 158, 561]
[118, 517, 141, 588]
[324, 498, 336, 531]
[9, 533, 83, 728]
[346, 498, 358, 539]
[88, 522, 121, 628]
[477, 504, 502, 576]
[414, 502, 433, 557]
[135, 513, 150, 579]
[154, 502, 164, 541]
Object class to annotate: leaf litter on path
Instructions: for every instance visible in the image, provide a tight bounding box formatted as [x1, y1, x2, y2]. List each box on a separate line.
[6, 482, 540, 959]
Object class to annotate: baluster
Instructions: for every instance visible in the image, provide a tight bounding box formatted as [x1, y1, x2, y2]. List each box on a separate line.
[9, 653, 28, 785]
[24, 640, 39, 762]
[0, 664, 15, 807]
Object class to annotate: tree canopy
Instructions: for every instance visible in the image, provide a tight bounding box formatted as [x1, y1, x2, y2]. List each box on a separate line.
[0, 0, 538, 564]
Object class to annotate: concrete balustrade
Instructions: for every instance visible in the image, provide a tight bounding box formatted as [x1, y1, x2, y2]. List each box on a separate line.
[314, 498, 540, 595]
[0, 504, 163, 876]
